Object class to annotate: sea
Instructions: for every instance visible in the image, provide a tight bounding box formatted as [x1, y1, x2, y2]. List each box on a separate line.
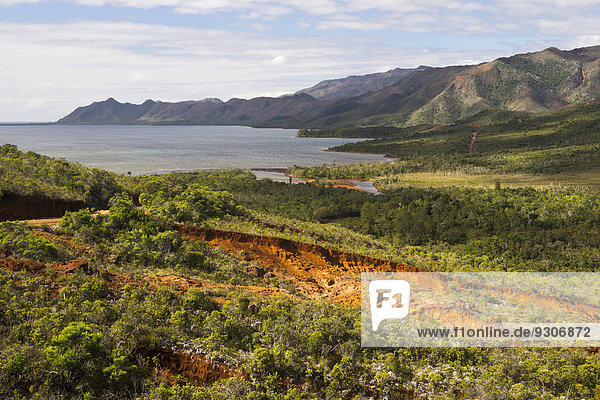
[0, 125, 390, 175]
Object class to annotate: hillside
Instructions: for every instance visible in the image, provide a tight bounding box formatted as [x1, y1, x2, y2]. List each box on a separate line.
[295, 66, 429, 100]
[58, 68, 426, 126]
[0, 144, 123, 208]
[2, 129, 600, 398]
[305, 46, 600, 126]
[58, 45, 600, 128]
[291, 99, 600, 193]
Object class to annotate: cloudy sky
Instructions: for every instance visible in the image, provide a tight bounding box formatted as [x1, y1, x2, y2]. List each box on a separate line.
[1, 0, 599, 121]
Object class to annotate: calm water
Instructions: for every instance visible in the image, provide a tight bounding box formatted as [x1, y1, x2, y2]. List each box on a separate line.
[0, 125, 390, 175]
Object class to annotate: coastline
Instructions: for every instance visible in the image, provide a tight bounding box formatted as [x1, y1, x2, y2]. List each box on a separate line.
[0, 124, 389, 175]
[322, 147, 396, 161]
[250, 168, 382, 195]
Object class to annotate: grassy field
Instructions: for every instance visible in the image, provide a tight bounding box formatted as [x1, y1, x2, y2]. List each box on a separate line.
[373, 169, 600, 191]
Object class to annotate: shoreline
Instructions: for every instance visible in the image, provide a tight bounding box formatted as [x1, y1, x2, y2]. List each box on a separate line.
[322, 148, 396, 161]
[134, 151, 389, 194]
[135, 147, 393, 177]
[250, 169, 381, 195]
[249, 167, 289, 173]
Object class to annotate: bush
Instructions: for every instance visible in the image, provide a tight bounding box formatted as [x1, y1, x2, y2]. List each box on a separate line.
[0, 222, 59, 261]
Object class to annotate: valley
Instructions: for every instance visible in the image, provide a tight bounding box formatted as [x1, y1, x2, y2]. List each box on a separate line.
[3, 44, 600, 399]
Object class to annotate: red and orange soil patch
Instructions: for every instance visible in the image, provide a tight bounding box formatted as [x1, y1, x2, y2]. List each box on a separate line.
[136, 345, 238, 386]
[177, 225, 421, 305]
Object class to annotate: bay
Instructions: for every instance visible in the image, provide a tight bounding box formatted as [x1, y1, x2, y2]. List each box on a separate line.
[0, 125, 389, 175]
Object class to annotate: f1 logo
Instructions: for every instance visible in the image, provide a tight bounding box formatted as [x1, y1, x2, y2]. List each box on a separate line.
[369, 280, 411, 331]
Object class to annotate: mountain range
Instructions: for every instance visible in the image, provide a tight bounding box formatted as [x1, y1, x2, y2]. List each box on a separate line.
[58, 45, 600, 128]
[294, 66, 430, 100]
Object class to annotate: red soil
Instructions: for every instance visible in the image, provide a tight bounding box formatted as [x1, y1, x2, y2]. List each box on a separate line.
[136, 345, 237, 386]
[466, 123, 481, 154]
[176, 225, 422, 305]
[467, 131, 478, 153]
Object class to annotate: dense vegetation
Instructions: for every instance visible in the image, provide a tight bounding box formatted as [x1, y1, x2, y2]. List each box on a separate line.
[139, 171, 600, 273]
[292, 101, 600, 181]
[0, 144, 123, 208]
[2, 106, 600, 400]
[6, 260, 600, 399]
[127, 170, 371, 222]
[297, 125, 432, 138]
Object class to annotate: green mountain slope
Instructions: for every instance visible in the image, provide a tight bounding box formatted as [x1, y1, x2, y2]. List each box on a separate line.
[293, 99, 600, 186]
[306, 46, 600, 126]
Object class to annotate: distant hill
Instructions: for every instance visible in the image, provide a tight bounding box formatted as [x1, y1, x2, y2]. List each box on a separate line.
[58, 46, 600, 127]
[57, 94, 324, 127]
[295, 66, 429, 100]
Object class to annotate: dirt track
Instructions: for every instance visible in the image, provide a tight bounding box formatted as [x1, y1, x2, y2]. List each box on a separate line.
[467, 123, 481, 154]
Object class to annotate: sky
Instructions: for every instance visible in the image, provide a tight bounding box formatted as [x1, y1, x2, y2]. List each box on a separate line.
[1, 0, 600, 122]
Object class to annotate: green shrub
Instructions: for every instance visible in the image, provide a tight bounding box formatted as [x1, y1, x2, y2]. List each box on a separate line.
[0, 222, 59, 261]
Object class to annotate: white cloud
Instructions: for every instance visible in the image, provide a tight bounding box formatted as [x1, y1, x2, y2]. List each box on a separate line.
[265, 55, 287, 65]
[0, 0, 598, 121]
[74, 0, 180, 8]
[24, 98, 48, 111]
[130, 73, 145, 82]
[564, 35, 600, 48]
[0, 20, 507, 121]
[0, 0, 599, 40]
[316, 18, 388, 31]
[548, 0, 600, 7]
[0, 0, 40, 4]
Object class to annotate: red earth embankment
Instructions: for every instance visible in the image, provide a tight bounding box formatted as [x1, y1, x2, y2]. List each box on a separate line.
[177, 225, 600, 321]
[136, 345, 237, 386]
[177, 225, 422, 275]
[0, 192, 85, 221]
[176, 225, 422, 304]
[0, 257, 93, 277]
[0, 248, 289, 302]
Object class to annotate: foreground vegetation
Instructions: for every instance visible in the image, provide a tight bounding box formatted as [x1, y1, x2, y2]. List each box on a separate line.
[2, 104, 600, 400]
[6, 258, 600, 399]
